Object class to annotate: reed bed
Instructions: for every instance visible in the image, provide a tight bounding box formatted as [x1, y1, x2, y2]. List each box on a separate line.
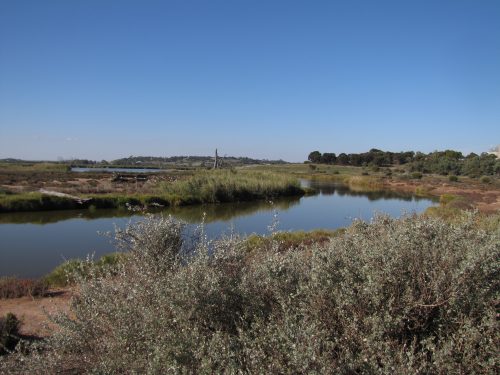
[0, 171, 304, 212]
[163, 169, 304, 204]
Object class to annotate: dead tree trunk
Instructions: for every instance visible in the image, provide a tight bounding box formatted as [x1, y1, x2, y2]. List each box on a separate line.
[213, 148, 219, 169]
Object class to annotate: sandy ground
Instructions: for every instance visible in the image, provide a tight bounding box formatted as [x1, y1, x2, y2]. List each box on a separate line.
[0, 289, 72, 338]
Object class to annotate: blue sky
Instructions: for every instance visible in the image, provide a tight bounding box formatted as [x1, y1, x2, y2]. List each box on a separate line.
[1, 0, 499, 162]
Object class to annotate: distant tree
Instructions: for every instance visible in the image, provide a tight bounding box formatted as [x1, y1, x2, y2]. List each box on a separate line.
[321, 153, 337, 164]
[308, 151, 322, 163]
[349, 154, 363, 166]
[463, 156, 481, 177]
[372, 154, 387, 167]
[443, 150, 463, 160]
[337, 153, 349, 165]
[414, 152, 426, 161]
[397, 151, 415, 164]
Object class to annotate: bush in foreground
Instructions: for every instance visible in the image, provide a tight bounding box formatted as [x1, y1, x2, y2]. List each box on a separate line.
[8, 213, 499, 374]
[0, 313, 20, 355]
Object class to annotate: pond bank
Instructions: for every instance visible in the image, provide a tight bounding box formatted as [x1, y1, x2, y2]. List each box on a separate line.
[383, 177, 500, 213]
[0, 170, 305, 213]
[306, 173, 500, 213]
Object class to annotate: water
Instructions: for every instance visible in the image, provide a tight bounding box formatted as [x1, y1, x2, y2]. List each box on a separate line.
[0, 180, 436, 278]
[71, 167, 165, 173]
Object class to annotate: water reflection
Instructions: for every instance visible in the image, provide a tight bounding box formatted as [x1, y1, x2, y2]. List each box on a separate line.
[0, 197, 301, 226]
[302, 179, 433, 202]
[164, 198, 300, 224]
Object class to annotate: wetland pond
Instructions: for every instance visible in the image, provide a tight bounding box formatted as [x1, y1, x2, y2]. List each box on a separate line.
[0, 180, 436, 278]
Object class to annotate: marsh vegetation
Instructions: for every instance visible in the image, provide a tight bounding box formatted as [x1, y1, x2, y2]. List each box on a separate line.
[0, 168, 304, 213]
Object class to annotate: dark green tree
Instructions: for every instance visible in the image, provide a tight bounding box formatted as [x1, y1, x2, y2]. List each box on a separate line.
[321, 153, 337, 164]
[308, 151, 322, 163]
[337, 153, 350, 165]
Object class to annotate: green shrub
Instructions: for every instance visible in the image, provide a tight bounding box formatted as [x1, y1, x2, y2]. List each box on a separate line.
[426, 194, 473, 220]
[448, 175, 458, 182]
[43, 260, 86, 287]
[415, 186, 432, 197]
[440, 194, 457, 205]
[480, 176, 491, 184]
[0, 313, 20, 355]
[411, 171, 423, 179]
[44, 253, 125, 287]
[12, 214, 499, 373]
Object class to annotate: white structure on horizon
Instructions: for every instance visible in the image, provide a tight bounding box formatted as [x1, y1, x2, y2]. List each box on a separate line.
[488, 145, 500, 158]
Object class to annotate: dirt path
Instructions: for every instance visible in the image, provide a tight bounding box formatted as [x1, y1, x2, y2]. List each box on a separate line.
[0, 289, 72, 338]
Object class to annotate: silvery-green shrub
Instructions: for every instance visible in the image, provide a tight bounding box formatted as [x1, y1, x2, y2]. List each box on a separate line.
[5, 213, 498, 374]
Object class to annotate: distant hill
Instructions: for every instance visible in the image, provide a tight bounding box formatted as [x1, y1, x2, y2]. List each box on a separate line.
[109, 155, 288, 168]
[0, 158, 27, 163]
[1, 156, 288, 168]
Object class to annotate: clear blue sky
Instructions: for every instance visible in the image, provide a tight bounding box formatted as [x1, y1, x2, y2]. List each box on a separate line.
[1, 0, 499, 162]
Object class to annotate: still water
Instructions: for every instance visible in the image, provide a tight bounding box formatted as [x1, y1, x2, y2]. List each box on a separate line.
[0, 180, 435, 278]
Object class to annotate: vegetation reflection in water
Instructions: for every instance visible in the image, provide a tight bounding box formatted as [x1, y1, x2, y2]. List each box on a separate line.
[0, 197, 301, 226]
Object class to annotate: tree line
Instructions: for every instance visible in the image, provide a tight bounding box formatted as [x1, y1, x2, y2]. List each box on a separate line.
[307, 149, 500, 176]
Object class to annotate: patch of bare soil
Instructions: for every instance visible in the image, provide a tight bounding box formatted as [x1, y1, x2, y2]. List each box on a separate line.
[0, 289, 72, 338]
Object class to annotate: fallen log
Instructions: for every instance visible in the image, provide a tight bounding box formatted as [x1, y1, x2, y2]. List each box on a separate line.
[38, 189, 93, 204]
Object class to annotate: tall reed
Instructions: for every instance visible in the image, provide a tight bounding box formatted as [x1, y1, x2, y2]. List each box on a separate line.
[163, 169, 304, 204]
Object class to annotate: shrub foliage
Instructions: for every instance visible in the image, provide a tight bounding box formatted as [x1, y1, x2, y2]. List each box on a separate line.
[9, 214, 499, 373]
[0, 313, 20, 355]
